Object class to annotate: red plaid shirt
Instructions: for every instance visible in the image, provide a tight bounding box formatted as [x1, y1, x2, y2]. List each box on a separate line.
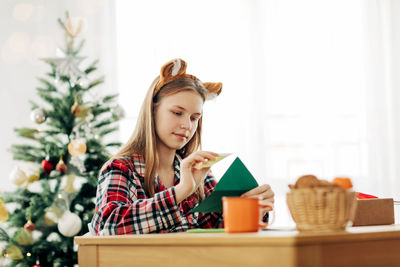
[90, 153, 223, 235]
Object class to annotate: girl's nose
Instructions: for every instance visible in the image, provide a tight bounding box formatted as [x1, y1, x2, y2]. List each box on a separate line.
[180, 117, 191, 130]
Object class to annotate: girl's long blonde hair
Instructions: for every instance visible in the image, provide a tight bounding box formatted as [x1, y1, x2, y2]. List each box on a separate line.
[111, 76, 208, 197]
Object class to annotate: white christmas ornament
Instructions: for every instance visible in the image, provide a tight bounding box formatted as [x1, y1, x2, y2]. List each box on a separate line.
[30, 109, 47, 124]
[9, 166, 28, 186]
[57, 211, 82, 237]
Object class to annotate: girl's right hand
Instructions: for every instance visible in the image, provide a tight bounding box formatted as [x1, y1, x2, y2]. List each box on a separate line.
[175, 151, 218, 203]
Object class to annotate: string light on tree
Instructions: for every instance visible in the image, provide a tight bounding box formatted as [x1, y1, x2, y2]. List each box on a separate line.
[78, 77, 89, 87]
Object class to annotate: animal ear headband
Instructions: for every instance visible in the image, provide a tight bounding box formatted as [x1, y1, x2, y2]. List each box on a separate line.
[154, 58, 223, 98]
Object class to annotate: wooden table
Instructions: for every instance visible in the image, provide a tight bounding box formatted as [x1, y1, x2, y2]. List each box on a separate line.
[75, 225, 400, 267]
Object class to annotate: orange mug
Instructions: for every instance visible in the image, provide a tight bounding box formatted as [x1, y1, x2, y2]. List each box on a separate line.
[222, 197, 274, 233]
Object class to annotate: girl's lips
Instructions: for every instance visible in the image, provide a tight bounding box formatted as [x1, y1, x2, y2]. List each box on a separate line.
[174, 133, 187, 139]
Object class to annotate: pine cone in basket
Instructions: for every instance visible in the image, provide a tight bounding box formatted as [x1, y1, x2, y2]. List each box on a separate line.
[288, 175, 339, 189]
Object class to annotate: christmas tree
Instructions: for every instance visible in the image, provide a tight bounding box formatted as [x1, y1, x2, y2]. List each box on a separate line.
[2, 12, 122, 266]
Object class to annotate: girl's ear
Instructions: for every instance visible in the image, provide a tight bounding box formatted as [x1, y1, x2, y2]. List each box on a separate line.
[203, 82, 223, 96]
[160, 58, 187, 81]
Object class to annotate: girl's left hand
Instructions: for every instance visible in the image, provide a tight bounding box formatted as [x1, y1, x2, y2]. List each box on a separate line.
[241, 184, 275, 212]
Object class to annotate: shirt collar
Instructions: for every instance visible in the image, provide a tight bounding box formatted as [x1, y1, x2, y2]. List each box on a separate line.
[131, 153, 146, 178]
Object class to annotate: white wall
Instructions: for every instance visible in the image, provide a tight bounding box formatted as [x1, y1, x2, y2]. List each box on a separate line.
[0, 0, 117, 190]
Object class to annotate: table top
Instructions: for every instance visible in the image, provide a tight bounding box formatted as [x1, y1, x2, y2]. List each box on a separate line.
[75, 224, 400, 246]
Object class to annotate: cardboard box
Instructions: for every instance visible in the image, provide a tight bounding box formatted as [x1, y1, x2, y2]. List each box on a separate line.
[352, 198, 394, 226]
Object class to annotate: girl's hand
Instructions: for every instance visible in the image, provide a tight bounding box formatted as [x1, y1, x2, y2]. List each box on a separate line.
[241, 184, 275, 213]
[175, 151, 218, 202]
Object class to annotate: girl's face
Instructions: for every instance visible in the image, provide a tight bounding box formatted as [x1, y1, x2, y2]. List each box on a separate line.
[154, 90, 204, 152]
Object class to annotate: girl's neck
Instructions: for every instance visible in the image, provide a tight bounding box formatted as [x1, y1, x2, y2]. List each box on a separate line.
[156, 145, 176, 171]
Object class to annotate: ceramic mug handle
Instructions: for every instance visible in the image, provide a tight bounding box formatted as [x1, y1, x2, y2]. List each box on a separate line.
[258, 203, 274, 228]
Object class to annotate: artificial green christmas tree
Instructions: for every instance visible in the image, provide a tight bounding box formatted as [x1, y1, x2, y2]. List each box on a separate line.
[2, 12, 122, 266]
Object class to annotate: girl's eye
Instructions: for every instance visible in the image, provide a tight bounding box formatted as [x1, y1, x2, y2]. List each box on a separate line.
[191, 117, 200, 122]
[173, 111, 182, 116]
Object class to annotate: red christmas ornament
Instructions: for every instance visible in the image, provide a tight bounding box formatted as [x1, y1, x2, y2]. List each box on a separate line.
[33, 265, 41, 267]
[41, 159, 53, 175]
[24, 219, 35, 232]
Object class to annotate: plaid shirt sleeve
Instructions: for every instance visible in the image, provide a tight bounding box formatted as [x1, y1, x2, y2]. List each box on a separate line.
[90, 159, 183, 235]
[195, 171, 224, 228]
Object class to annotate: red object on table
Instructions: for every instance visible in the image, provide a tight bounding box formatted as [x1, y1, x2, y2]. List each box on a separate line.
[357, 192, 378, 199]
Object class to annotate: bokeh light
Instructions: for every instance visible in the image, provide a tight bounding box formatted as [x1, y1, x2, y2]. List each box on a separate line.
[13, 3, 34, 21]
[1, 32, 30, 64]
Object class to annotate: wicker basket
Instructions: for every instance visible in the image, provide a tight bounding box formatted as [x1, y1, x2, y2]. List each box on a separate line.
[286, 187, 357, 232]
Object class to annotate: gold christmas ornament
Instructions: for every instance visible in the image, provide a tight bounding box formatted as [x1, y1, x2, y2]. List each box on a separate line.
[26, 165, 40, 183]
[16, 229, 34, 245]
[44, 213, 57, 226]
[0, 199, 9, 223]
[5, 245, 23, 260]
[68, 139, 87, 156]
[78, 106, 91, 119]
[63, 174, 77, 193]
[44, 206, 63, 226]
[70, 95, 91, 118]
[9, 166, 28, 187]
[56, 154, 67, 174]
[27, 172, 40, 183]
[57, 211, 82, 237]
[71, 95, 82, 117]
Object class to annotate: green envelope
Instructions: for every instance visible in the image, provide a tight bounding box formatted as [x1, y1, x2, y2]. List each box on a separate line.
[190, 157, 259, 213]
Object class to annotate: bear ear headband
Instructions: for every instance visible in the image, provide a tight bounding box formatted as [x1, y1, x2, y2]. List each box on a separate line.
[154, 58, 223, 98]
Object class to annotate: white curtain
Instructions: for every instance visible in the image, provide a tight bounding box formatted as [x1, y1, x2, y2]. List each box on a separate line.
[364, 0, 400, 199]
